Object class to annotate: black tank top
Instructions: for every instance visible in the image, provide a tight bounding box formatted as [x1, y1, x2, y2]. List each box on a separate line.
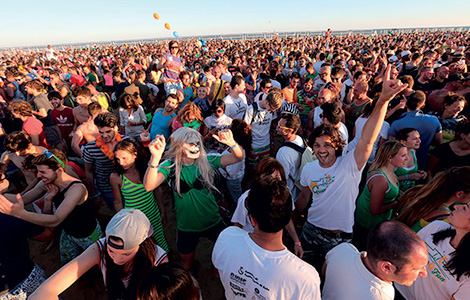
[52, 181, 97, 238]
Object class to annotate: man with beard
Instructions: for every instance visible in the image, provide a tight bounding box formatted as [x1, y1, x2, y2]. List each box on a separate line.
[0, 149, 101, 263]
[82, 112, 123, 210]
[149, 94, 179, 141]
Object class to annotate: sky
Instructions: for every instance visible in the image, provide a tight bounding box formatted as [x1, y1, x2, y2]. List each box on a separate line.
[1, 0, 469, 48]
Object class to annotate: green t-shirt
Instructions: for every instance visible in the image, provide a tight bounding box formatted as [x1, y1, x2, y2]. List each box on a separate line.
[394, 150, 418, 192]
[86, 72, 97, 83]
[158, 155, 222, 232]
[355, 169, 399, 229]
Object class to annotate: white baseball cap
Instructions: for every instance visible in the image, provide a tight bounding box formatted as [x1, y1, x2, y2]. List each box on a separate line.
[106, 209, 153, 250]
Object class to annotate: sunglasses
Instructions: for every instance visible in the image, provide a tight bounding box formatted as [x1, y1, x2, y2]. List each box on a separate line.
[43, 151, 65, 169]
[277, 125, 292, 131]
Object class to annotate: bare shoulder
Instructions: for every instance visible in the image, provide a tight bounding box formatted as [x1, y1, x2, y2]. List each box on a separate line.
[110, 172, 122, 185]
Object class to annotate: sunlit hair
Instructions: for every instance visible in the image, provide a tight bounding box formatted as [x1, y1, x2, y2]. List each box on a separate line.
[254, 157, 286, 184]
[176, 103, 203, 124]
[164, 127, 216, 196]
[369, 140, 406, 171]
[397, 167, 470, 227]
[136, 263, 199, 300]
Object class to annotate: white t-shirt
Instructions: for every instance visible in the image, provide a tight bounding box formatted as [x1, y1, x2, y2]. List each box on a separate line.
[338, 122, 349, 155]
[254, 92, 267, 102]
[313, 106, 323, 128]
[243, 103, 276, 149]
[119, 105, 146, 138]
[219, 148, 245, 180]
[300, 151, 363, 232]
[347, 117, 390, 162]
[396, 221, 470, 300]
[276, 135, 304, 200]
[231, 190, 253, 233]
[221, 73, 233, 83]
[224, 93, 248, 120]
[203, 114, 232, 130]
[212, 226, 321, 300]
[323, 243, 395, 300]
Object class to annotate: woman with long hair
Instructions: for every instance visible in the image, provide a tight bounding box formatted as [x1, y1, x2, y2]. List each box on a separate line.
[30, 209, 169, 300]
[353, 140, 408, 250]
[171, 102, 204, 133]
[118, 93, 146, 140]
[110, 140, 168, 252]
[396, 166, 470, 232]
[396, 204, 470, 299]
[231, 157, 304, 258]
[143, 127, 244, 270]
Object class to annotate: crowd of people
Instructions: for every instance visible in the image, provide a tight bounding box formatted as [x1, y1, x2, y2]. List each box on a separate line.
[0, 29, 470, 300]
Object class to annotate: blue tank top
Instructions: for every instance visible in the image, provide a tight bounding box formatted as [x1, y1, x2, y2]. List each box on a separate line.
[150, 109, 176, 140]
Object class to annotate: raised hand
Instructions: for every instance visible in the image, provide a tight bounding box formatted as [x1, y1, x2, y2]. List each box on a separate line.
[0, 193, 25, 217]
[381, 65, 408, 101]
[149, 135, 166, 158]
[44, 184, 59, 202]
[212, 129, 236, 147]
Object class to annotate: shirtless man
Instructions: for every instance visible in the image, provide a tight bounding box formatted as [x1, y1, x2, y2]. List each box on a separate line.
[0, 132, 47, 193]
[71, 102, 103, 157]
[72, 86, 92, 129]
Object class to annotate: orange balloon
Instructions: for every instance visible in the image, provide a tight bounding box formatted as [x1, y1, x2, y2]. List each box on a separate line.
[153, 13, 159, 20]
[164, 23, 170, 30]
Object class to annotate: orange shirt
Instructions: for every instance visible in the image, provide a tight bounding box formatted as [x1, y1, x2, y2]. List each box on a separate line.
[282, 87, 298, 103]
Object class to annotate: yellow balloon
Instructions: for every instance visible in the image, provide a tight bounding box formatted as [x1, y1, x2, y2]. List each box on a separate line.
[153, 13, 159, 20]
[196, 41, 202, 47]
[164, 23, 170, 30]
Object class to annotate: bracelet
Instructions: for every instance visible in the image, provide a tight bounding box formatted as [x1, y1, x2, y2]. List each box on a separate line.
[405, 174, 409, 180]
[294, 241, 302, 246]
[148, 163, 159, 168]
[230, 143, 238, 149]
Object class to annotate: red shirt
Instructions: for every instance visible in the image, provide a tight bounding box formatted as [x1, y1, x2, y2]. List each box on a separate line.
[51, 107, 74, 145]
[70, 74, 86, 86]
[23, 117, 49, 149]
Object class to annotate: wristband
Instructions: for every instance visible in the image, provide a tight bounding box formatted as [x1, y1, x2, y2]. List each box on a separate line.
[405, 174, 409, 180]
[89, 194, 100, 199]
[230, 143, 238, 149]
[148, 163, 159, 168]
[294, 241, 302, 246]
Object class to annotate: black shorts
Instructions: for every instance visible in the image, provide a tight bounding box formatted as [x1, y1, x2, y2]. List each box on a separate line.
[176, 221, 226, 254]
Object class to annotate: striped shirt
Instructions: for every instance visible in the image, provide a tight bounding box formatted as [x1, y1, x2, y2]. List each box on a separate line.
[82, 139, 126, 194]
[120, 175, 168, 251]
[162, 53, 182, 83]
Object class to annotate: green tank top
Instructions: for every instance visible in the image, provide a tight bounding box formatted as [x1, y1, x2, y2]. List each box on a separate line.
[355, 169, 400, 229]
[121, 175, 168, 251]
[394, 150, 418, 192]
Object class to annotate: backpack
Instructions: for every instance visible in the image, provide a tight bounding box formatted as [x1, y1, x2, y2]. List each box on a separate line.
[281, 138, 316, 190]
[248, 101, 261, 124]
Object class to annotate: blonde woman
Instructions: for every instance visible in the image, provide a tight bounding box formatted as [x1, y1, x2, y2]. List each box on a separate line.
[353, 140, 408, 250]
[143, 127, 244, 271]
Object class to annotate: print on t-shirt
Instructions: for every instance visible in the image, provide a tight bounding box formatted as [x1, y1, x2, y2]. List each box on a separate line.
[310, 174, 335, 195]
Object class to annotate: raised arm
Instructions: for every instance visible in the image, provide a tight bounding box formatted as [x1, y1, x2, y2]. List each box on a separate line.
[354, 65, 408, 170]
[29, 243, 100, 300]
[143, 135, 167, 191]
[0, 183, 86, 227]
[215, 130, 245, 167]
